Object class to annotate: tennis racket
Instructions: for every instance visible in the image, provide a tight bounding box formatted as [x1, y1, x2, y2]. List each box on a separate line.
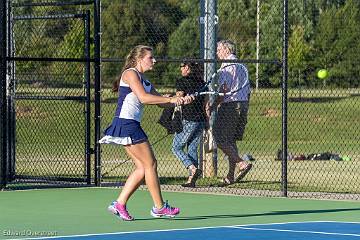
[191, 63, 250, 97]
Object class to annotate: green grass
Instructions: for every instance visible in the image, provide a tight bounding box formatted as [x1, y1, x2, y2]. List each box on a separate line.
[11, 87, 360, 194]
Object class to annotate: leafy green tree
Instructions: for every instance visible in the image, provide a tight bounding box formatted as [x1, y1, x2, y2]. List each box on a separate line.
[12, 3, 83, 85]
[168, 18, 200, 58]
[218, 0, 257, 59]
[101, 0, 185, 85]
[163, 16, 201, 86]
[312, 0, 360, 87]
[288, 25, 312, 87]
[257, 0, 283, 87]
[11, 0, 360, 89]
[331, 0, 360, 87]
[49, 19, 89, 87]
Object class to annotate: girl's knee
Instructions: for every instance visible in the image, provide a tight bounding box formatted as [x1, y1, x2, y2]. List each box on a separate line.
[135, 166, 145, 174]
[142, 159, 157, 170]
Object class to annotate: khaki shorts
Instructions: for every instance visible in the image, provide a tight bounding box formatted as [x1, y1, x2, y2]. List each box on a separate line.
[213, 101, 249, 145]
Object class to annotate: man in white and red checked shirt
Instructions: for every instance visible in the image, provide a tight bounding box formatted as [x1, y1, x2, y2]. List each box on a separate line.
[206, 39, 252, 185]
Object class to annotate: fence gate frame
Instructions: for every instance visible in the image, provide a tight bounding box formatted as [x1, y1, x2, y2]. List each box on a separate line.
[0, 0, 102, 188]
[0, 0, 7, 189]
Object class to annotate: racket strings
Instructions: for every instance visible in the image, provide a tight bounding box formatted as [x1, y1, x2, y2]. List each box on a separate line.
[191, 63, 246, 97]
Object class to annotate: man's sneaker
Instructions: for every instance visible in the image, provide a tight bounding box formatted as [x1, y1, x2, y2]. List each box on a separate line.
[107, 201, 134, 221]
[150, 201, 180, 218]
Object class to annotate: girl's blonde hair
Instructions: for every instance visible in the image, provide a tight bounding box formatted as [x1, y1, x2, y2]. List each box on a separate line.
[112, 45, 153, 92]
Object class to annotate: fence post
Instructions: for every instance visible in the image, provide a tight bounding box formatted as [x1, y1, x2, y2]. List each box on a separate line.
[255, 0, 260, 90]
[93, 0, 102, 186]
[7, 2, 15, 183]
[84, 11, 92, 185]
[0, 0, 7, 189]
[201, 0, 218, 177]
[281, 0, 289, 197]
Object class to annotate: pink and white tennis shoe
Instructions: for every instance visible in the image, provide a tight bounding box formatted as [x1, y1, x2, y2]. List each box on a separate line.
[108, 201, 134, 221]
[150, 201, 180, 218]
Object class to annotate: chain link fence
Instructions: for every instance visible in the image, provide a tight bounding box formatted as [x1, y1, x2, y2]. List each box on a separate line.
[1, 0, 359, 200]
[99, 0, 359, 200]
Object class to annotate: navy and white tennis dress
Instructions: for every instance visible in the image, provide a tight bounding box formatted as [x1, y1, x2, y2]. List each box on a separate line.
[99, 68, 152, 145]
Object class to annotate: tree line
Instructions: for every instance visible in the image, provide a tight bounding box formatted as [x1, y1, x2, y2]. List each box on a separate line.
[12, 0, 360, 88]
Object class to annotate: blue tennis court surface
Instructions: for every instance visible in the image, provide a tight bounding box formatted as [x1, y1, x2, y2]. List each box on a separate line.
[27, 221, 360, 240]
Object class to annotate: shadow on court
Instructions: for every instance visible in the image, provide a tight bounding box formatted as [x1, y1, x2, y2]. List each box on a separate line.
[133, 207, 360, 221]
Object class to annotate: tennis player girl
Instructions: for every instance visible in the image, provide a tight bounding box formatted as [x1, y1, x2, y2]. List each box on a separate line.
[99, 45, 193, 221]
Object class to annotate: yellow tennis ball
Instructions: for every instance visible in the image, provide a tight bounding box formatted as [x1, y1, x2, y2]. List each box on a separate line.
[317, 69, 328, 79]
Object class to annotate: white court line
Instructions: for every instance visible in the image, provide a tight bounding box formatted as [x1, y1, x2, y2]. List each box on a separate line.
[314, 221, 360, 224]
[14, 221, 360, 240]
[232, 226, 360, 237]
[231, 220, 360, 226]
